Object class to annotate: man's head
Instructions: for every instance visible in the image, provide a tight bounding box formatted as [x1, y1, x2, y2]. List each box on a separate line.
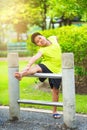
[31, 32, 48, 47]
[31, 32, 42, 44]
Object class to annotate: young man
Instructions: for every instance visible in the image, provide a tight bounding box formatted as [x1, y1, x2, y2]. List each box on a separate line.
[15, 32, 62, 119]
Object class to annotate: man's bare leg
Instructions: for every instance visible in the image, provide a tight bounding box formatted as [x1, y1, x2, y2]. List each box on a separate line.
[15, 65, 42, 80]
[52, 87, 61, 118]
[52, 87, 59, 113]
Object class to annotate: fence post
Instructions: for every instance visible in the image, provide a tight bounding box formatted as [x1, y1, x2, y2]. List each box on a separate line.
[62, 53, 76, 128]
[8, 53, 20, 120]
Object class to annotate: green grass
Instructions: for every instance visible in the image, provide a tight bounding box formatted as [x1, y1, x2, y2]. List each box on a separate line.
[0, 60, 87, 114]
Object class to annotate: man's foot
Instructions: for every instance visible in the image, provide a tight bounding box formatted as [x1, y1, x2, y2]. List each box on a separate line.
[53, 113, 61, 119]
[14, 72, 22, 80]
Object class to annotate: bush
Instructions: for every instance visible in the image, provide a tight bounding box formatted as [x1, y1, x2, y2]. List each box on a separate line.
[0, 51, 7, 57]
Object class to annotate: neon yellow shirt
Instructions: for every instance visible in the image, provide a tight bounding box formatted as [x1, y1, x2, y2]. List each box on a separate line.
[39, 36, 62, 73]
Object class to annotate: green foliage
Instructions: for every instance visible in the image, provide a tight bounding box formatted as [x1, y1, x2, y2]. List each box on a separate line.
[0, 0, 87, 31]
[0, 0, 47, 29]
[48, 0, 87, 21]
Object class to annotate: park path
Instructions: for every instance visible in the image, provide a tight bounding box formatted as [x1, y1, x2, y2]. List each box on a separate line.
[0, 106, 87, 130]
[0, 57, 29, 61]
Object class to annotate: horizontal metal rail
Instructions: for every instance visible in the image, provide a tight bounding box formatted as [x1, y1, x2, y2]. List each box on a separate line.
[27, 73, 62, 79]
[18, 99, 63, 107]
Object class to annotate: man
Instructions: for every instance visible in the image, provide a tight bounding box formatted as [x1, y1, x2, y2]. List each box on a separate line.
[15, 32, 62, 119]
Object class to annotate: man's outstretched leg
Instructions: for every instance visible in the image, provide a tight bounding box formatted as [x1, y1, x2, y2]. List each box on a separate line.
[15, 65, 42, 80]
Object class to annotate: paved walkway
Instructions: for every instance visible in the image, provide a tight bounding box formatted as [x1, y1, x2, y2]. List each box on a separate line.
[0, 106, 87, 130]
[0, 57, 29, 61]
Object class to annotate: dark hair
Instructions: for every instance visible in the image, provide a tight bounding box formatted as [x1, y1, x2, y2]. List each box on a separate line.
[31, 32, 42, 44]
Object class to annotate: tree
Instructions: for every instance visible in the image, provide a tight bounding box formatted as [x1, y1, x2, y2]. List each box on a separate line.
[25, 0, 49, 30]
[48, 0, 87, 27]
[0, 0, 49, 32]
[1, 0, 87, 33]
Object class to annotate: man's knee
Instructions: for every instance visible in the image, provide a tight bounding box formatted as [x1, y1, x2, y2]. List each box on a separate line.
[35, 65, 42, 72]
[29, 65, 42, 74]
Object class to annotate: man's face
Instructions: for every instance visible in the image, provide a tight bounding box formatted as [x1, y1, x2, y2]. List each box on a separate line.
[34, 35, 47, 46]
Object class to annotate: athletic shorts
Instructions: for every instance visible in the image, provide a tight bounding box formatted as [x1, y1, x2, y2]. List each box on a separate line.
[38, 64, 61, 89]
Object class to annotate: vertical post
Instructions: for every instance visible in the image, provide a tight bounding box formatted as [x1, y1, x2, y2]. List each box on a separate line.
[8, 53, 20, 120]
[62, 53, 76, 128]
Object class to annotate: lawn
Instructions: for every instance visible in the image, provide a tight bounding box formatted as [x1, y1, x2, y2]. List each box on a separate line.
[0, 60, 87, 114]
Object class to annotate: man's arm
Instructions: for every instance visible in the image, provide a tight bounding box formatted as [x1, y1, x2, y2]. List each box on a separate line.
[22, 51, 42, 72]
[27, 51, 42, 67]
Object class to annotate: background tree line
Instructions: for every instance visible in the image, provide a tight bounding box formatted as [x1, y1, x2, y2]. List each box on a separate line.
[0, 0, 87, 35]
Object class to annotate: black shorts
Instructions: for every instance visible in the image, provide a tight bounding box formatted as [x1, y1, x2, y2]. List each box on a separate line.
[38, 64, 61, 89]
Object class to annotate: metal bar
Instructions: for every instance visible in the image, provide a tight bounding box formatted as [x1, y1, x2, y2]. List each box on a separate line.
[27, 73, 62, 79]
[18, 99, 63, 107]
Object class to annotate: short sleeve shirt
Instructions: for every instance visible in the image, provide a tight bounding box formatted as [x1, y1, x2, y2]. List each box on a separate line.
[39, 36, 62, 74]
